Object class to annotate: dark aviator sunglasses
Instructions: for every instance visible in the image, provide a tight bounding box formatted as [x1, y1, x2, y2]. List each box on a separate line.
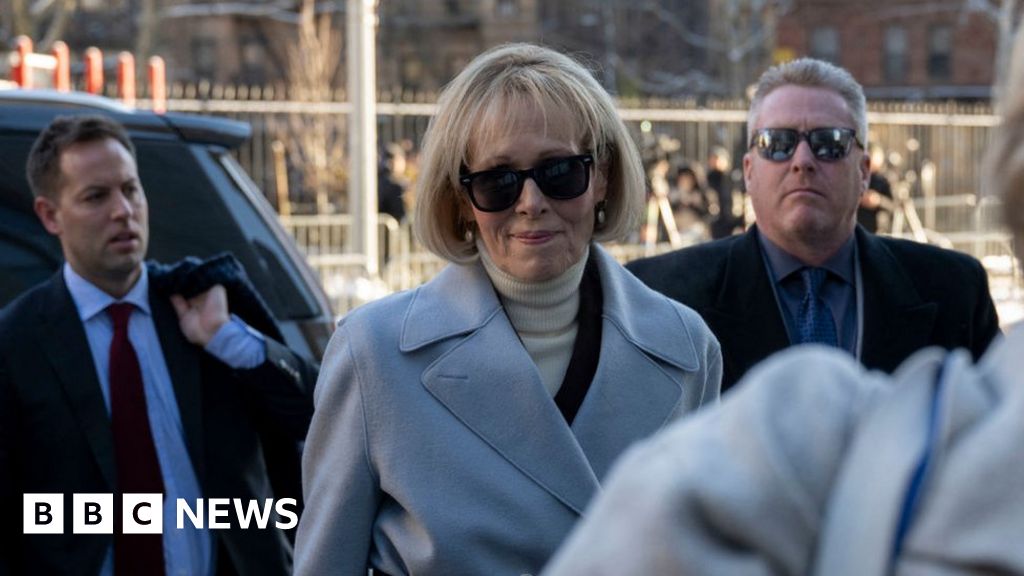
[749, 127, 864, 162]
[460, 154, 594, 213]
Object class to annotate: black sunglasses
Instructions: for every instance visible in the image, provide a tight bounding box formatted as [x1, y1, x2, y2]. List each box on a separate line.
[749, 128, 864, 162]
[459, 154, 594, 213]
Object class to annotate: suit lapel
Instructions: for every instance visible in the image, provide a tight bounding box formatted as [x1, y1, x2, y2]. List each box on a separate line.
[706, 228, 790, 388]
[409, 263, 600, 516]
[857, 230, 937, 371]
[149, 281, 207, 486]
[38, 273, 117, 490]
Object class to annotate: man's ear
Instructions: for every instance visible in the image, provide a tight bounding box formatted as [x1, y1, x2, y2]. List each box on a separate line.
[34, 196, 62, 236]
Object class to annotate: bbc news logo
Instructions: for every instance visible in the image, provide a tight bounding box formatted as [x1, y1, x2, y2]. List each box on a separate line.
[24, 494, 297, 534]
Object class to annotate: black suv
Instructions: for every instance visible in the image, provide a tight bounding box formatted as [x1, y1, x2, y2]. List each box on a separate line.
[0, 89, 333, 361]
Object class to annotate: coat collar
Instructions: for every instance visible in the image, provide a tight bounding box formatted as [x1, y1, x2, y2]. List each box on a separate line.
[856, 227, 937, 370]
[399, 259, 504, 352]
[403, 244, 699, 515]
[401, 245, 700, 371]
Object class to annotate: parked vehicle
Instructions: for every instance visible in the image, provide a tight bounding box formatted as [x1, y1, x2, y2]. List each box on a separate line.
[0, 89, 333, 361]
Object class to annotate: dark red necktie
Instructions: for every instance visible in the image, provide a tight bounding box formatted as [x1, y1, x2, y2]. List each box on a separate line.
[107, 302, 165, 575]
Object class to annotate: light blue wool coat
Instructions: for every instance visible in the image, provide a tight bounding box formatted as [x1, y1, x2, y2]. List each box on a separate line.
[295, 244, 721, 576]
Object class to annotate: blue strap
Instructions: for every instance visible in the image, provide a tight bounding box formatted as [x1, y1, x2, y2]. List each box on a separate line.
[889, 355, 949, 568]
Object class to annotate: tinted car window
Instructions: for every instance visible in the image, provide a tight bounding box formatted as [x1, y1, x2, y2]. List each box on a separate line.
[137, 140, 320, 320]
[0, 96, 332, 360]
[0, 135, 63, 304]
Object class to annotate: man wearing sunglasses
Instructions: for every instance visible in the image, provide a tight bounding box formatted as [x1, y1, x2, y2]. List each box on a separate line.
[628, 58, 999, 392]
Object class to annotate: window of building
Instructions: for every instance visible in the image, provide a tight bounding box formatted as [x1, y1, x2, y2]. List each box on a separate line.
[883, 26, 908, 83]
[192, 37, 217, 80]
[928, 25, 952, 80]
[497, 0, 519, 17]
[445, 0, 460, 15]
[240, 36, 265, 85]
[402, 57, 423, 90]
[810, 27, 840, 64]
[81, 0, 125, 10]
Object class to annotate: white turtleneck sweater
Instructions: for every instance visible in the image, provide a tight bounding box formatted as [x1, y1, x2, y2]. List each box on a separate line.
[478, 244, 589, 397]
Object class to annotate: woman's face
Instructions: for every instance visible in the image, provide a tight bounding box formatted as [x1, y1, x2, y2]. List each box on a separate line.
[464, 103, 606, 283]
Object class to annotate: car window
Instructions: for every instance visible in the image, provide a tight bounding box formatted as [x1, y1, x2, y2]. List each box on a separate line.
[0, 134, 64, 306]
[0, 133, 320, 321]
[135, 139, 321, 320]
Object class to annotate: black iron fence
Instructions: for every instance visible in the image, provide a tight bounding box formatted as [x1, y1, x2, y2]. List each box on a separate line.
[126, 83, 1019, 319]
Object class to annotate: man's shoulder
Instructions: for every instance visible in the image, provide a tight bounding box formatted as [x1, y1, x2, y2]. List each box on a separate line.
[628, 236, 739, 272]
[0, 277, 68, 361]
[625, 235, 742, 294]
[0, 275, 60, 335]
[869, 235, 985, 277]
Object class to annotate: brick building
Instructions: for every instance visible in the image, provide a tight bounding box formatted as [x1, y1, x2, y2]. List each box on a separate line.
[11, 0, 1011, 101]
[775, 0, 1011, 100]
[377, 0, 540, 94]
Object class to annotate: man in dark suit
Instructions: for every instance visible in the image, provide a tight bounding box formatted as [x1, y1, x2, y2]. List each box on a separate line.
[0, 115, 316, 575]
[628, 58, 999, 392]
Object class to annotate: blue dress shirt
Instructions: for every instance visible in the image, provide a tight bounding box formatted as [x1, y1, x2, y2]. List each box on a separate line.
[758, 234, 860, 356]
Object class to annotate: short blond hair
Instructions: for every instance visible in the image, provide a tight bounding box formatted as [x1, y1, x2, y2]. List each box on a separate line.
[414, 43, 645, 263]
[748, 58, 868, 144]
[985, 26, 1024, 244]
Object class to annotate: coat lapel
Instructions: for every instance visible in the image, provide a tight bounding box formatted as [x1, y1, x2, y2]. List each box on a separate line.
[706, 228, 790, 388]
[408, 263, 600, 515]
[37, 272, 117, 490]
[570, 246, 702, 481]
[857, 229, 937, 372]
[148, 274, 207, 487]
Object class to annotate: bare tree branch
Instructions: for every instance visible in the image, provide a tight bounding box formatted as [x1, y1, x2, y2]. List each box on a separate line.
[642, 0, 793, 63]
[964, 0, 1002, 20]
[135, 0, 158, 61]
[10, 0, 35, 37]
[36, 0, 76, 49]
[160, 1, 343, 24]
[640, 0, 718, 51]
[273, 0, 347, 214]
[990, 0, 1021, 101]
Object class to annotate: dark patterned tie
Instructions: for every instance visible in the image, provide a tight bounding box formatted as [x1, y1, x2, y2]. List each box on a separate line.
[797, 267, 838, 346]
[107, 303, 165, 576]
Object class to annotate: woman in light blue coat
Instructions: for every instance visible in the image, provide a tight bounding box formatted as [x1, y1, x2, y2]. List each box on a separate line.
[295, 43, 722, 576]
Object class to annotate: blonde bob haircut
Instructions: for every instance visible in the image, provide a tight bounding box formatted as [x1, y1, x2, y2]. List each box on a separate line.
[414, 43, 645, 263]
[984, 25, 1024, 246]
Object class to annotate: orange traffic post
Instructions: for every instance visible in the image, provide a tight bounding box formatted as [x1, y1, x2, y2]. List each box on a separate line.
[84, 47, 104, 94]
[148, 56, 167, 114]
[52, 41, 70, 91]
[12, 36, 33, 88]
[117, 51, 136, 107]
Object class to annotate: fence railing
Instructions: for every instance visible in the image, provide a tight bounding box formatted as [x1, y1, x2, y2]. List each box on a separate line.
[138, 86, 1001, 224]
[130, 84, 1020, 321]
[279, 213, 689, 314]
[279, 211, 1021, 326]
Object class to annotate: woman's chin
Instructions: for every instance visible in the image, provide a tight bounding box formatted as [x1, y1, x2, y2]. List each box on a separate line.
[506, 255, 577, 283]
